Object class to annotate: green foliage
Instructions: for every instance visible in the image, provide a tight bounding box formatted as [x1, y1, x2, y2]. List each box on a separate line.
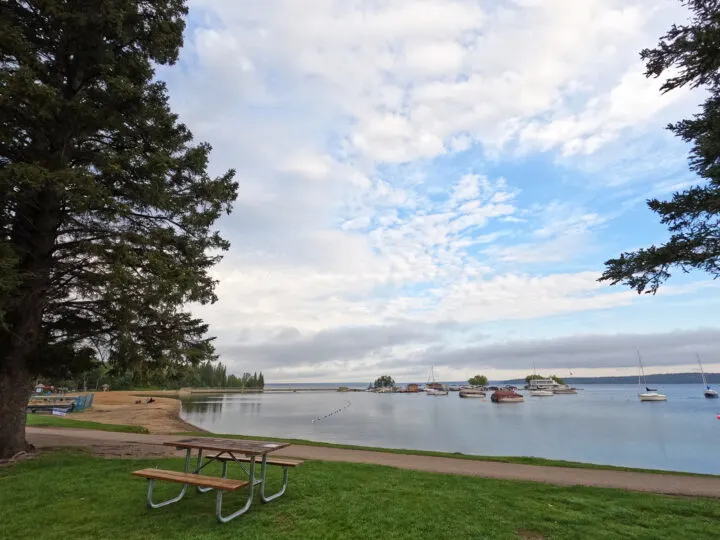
[373, 375, 395, 388]
[600, 0, 720, 293]
[1, 453, 719, 539]
[468, 374, 488, 386]
[48, 361, 265, 391]
[0, 2, 237, 383]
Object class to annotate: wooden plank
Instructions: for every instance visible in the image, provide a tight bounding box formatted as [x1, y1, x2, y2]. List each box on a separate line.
[236, 457, 304, 467]
[132, 469, 248, 491]
[166, 437, 290, 456]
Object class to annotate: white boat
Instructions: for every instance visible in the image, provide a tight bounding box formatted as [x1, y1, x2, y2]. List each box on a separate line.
[637, 350, 666, 402]
[528, 362, 555, 396]
[697, 353, 718, 399]
[552, 385, 577, 395]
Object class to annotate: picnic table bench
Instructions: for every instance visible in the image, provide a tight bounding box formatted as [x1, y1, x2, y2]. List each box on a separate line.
[131, 437, 303, 523]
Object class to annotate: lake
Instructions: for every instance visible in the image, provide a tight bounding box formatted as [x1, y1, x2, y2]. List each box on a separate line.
[180, 384, 720, 474]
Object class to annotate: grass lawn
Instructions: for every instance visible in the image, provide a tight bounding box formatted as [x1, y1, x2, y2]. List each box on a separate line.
[177, 431, 714, 478]
[1, 452, 718, 540]
[26, 414, 148, 433]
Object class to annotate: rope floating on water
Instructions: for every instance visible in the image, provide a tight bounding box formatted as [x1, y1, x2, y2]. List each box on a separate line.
[312, 400, 351, 423]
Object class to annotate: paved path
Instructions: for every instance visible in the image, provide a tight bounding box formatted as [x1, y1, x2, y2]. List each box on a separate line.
[26, 427, 720, 498]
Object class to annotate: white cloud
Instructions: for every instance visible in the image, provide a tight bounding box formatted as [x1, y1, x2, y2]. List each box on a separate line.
[163, 0, 717, 380]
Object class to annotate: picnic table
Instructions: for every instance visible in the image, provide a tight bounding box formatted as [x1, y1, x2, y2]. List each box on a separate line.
[132, 437, 303, 523]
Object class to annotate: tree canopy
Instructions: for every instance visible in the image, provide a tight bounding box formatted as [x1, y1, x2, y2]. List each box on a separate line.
[0, 0, 237, 458]
[468, 375, 488, 386]
[373, 375, 395, 388]
[600, 0, 720, 293]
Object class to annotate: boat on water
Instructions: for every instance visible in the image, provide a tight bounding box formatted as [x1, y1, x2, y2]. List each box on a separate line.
[448, 385, 462, 392]
[636, 350, 666, 402]
[552, 385, 577, 395]
[697, 353, 718, 399]
[528, 362, 554, 396]
[491, 389, 524, 403]
[425, 366, 449, 396]
[459, 389, 486, 398]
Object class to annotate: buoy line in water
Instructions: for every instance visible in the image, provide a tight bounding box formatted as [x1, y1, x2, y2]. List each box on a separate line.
[312, 400, 351, 423]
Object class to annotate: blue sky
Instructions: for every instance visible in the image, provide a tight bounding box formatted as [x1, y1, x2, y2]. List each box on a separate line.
[161, 0, 720, 382]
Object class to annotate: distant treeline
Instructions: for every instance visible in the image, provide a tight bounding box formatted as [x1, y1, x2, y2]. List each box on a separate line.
[503, 373, 720, 385]
[49, 361, 265, 391]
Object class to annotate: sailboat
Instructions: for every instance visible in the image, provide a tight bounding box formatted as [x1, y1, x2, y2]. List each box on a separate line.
[425, 366, 448, 396]
[697, 353, 718, 399]
[637, 350, 666, 402]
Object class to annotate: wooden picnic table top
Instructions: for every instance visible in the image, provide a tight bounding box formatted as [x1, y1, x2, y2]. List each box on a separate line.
[165, 437, 290, 456]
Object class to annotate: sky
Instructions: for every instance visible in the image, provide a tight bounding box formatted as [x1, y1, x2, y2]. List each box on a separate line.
[159, 0, 720, 383]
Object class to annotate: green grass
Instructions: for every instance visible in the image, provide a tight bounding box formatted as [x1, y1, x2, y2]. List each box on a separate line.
[26, 414, 148, 433]
[0, 451, 717, 540]
[176, 431, 715, 478]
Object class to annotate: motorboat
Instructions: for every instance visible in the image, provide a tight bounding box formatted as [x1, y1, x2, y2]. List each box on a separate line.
[491, 389, 524, 403]
[529, 389, 554, 397]
[459, 389, 486, 398]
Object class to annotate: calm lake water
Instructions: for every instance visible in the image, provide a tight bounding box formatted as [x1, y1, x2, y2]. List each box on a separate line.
[180, 384, 720, 474]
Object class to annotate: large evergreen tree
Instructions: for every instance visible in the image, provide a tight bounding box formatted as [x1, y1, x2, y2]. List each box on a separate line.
[0, 0, 237, 458]
[600, 0, 720, 293]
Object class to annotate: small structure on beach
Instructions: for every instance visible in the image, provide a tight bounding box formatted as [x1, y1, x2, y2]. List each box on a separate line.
[101, 383, 110, 392]
[34, 384, 53, 394]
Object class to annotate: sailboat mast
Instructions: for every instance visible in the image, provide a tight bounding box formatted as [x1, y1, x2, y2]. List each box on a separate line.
[636, 349, 646, 386]
[697, 353, 708, 387]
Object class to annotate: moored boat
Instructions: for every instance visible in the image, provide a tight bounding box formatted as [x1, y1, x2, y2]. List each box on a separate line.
[552, 386, 577, 395]
[425, 366, 448, 396]
[636, 350, 666, 402]
[491, 389, 524, 403]
[697, 353, 718, 399]
[459, 389, 486, 398]
[529, 389, 553, 397]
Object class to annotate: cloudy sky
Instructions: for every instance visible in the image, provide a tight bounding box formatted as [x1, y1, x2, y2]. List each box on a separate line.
[162, 0, 720, 383]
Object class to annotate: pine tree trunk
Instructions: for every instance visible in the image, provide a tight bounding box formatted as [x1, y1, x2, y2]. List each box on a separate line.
[0, 362, 33, 459]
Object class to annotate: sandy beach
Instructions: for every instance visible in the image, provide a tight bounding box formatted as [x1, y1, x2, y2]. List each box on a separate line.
[66, 391, 201, 434]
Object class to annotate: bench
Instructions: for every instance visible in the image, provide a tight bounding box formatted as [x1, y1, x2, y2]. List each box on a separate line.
[235, 457, 303, 468]
[132, 468, 248, 491]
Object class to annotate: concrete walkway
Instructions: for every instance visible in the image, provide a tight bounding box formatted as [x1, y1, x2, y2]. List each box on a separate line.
[26, 427, 720, 498]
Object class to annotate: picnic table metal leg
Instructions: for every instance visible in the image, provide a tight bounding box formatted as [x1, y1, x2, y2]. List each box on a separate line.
[194, 449, 214, 494]
[146, 449, 192, 509]
[216, 456, 255, 523]
[259, 454, 289, 503]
